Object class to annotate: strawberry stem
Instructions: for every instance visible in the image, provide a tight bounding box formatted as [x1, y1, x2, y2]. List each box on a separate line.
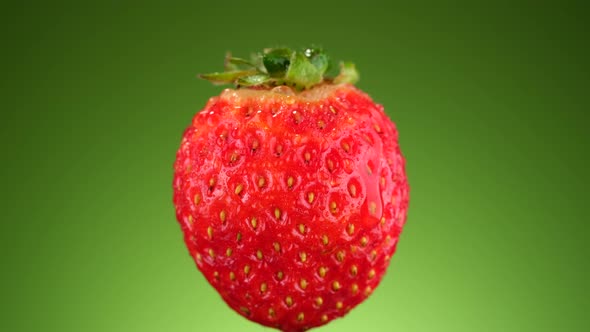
[199, 47, 359, 90]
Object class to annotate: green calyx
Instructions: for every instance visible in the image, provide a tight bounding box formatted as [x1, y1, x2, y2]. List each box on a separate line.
[199, 47, 359, 90]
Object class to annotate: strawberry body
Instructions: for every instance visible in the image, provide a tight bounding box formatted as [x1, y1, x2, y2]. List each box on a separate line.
[173, 83, 409, 331]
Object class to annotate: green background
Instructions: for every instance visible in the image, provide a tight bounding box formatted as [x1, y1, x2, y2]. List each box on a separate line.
[3, 1, 589, 331]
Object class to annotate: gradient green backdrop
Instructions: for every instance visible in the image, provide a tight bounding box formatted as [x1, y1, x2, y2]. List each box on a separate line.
[3, 1, 589, 331]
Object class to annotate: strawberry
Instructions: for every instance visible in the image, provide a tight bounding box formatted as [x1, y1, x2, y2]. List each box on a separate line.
[173, 47, 409, 332]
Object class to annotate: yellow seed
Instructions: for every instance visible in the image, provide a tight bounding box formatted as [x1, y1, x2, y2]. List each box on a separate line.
[273, 242, 280, 252]
[277, 271, 284, 280]
[194, 194, 201, 205]
[226, 248, 232, 257]
[350, 265, 358, 276]
[287, 176, 294, 188]
[381, 217, 386, 225]
[276, 144, 283, 155]
[385, 235, 392, 244]
[220, 210, 226, 223]
[213, 271, 219, 279]
[365, 286, 373, 296]
[318, 120, 325, 129]
[307, 192, 315, 203]
[229, 271, 235, 281]
[268, 308, 275, 317]
[256, 250, 263, 260]
[369, 202, 377, 215]
[327, 159, 334, 171]
[274, 208, 281, 220]
[297, 312, 304, 322]
[244, 265, 250, 275]
[341, 141, 350, 152]
[235, 184, 244, 195]
[300, 279, 308, 289]
[298, 224, 305, 235]
[285, 296, 293, 307]
[315, 296, 323, 306]
[380, 176, 386, 187]
[207, 226, 213, 239]
[348, 183, 357, 197]
[322, 235, 329, 246]
[251, 139, 259, 150]
[293, 111, 302, 124]
[370, 250, 377, 261]
[344, 159, 352, 171]
[330, 201, 337, 214]
[347, 223, 354, 235]
[208, 249, 215, 258]
[251, 217, 258, 229]
[368, 269, 376, 279]
[318, 266, 327, 278]
[209, 178, 216, 188]
[336, 301, 343, 309]
[330, 105, 337, 114]
[374, 123, 382, 133]
[240, 306, 250, 315]
[304, 152, 311, 162]
[237, 232, 242, 242]
[321, 314, 328, 322]
[195, 253, 202, 263]
[360, 236, 368, 247]
[332, 281, 341, 291]
[188, 215, 193, 224]
[352, 283, 359, 294]
[300, 252, 307, 263]
[336, 251, 345, 262]
[258, 176, 265, 188]
[230, 151, 238, 163]
[260, 282, 267, 293]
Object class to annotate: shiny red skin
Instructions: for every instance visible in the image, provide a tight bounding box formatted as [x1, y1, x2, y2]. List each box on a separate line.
[173, 84, 409, 332]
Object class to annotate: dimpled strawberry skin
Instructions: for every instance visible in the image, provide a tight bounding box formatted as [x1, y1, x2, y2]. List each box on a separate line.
[173, 83, 409, 332]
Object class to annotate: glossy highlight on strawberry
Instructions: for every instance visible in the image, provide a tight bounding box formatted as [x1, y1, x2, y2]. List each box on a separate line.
[173, 47, 409, 332]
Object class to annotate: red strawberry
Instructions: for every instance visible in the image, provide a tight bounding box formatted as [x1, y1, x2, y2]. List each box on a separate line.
[173, 47, 409, 332]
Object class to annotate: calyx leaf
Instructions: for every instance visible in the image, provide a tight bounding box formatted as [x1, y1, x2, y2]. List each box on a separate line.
[200, 47, 359, 90]
[334, 62, 359, 85]
[199, 70, 257, 85]
[285, 52, 323, 90]
[263, 48, 292, 78]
